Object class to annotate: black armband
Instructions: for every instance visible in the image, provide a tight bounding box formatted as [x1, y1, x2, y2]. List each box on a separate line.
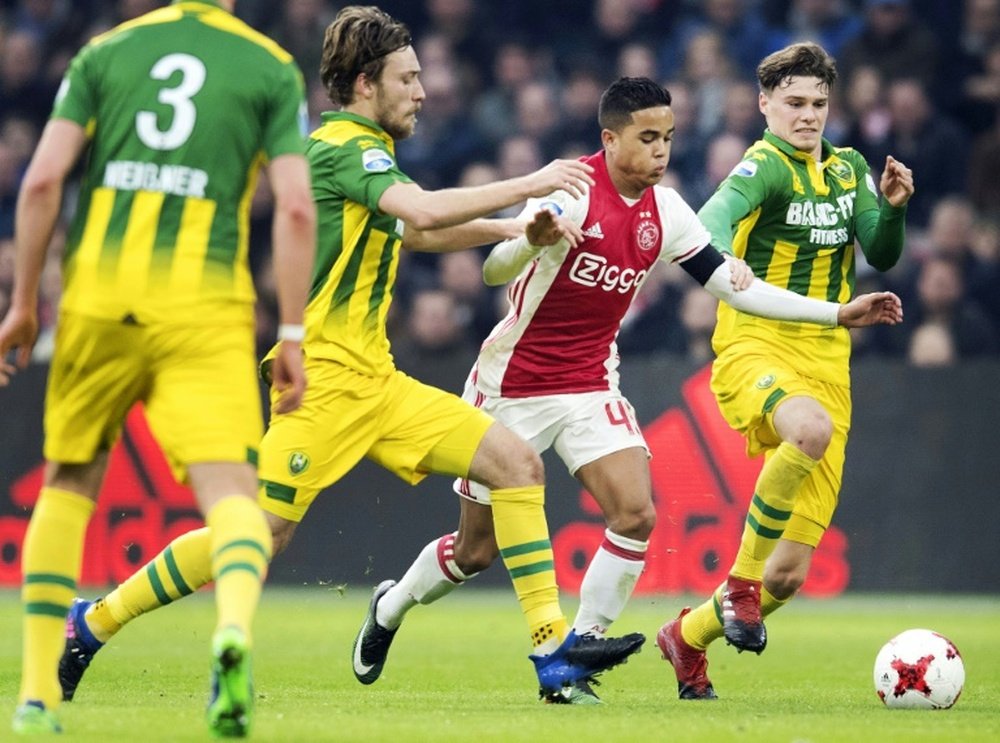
[679, 244, 726, 286]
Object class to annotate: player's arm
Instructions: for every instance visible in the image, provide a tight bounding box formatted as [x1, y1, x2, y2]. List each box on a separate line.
[401, 217, 523, 253]
[0, 118, 88, 383]
[266, 153, 316, 413]
[377, 158, 595, 231]
[679, 246, 903, 328]
[855, 156, 913, 272]
[696, 182, 755, 256]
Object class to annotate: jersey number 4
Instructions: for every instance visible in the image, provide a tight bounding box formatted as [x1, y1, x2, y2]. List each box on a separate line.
[136, 53, 207, 151]
[605, 400, 639, 435]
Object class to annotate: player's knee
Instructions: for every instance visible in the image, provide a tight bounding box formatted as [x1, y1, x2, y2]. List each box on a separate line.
[499, 442, 544, 488]
[784, 410, 833, 460]
[608, 502, 656, 542]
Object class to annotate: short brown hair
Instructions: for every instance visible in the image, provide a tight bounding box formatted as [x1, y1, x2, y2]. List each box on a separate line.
[320, 5, 412, 106]
[756, 43, 837, 93]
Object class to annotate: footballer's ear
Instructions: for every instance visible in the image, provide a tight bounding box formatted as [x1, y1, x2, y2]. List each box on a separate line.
[355, 72, 377, 102]
[601, 128, 617, 151]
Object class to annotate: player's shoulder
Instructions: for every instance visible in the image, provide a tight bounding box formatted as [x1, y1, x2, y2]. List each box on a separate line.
[90, 3, 295, 66]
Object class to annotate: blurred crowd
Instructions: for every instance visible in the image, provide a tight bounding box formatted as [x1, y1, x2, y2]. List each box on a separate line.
[1, 0, 999, 369]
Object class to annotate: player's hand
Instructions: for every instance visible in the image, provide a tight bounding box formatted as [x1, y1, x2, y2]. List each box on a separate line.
[523, 159, 595, 199]
[270, 340, 307, 414]
[525, 208, 585, 248]
[725, 255, 754, 291]
[880, 156, 914, 208]
[0, 305, 39, 387]
[837, 291, 903, 328]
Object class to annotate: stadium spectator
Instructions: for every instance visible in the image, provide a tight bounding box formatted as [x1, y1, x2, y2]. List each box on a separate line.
[658, 0, 773, 81]
[265, 0, 331, 87]
[687, 131, 749, 209]
[472, 39, 537, 145]
[838, 0, 940, 92]
[680, 30, 739, 139]
[764, 0, 864, 58]
[907, 320, 957, 367]
[860, 77, 967, 227]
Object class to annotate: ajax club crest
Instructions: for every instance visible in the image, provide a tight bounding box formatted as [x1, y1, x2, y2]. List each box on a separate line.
[636, 216, 660, 251]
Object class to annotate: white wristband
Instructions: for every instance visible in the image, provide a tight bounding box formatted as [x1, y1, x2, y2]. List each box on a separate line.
[277, 323, 305, 343]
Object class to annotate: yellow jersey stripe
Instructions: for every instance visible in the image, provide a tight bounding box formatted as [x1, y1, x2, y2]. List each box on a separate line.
[63, 188, 116, 307]
[198, 7, 295, 64]
[808, 247, 835, 300]
[169, 197, 215, 295]
[765, 240, 797, 289]
[116, 191, 165, 300]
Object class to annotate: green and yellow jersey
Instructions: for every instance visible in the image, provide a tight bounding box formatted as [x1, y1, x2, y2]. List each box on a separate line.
[699, 130, 905, 386]
[54, 0, 307, 325]
[297, 111, 413, 377]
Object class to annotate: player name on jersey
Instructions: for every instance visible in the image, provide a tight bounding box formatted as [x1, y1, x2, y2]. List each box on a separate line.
[103, 159, 209, 198]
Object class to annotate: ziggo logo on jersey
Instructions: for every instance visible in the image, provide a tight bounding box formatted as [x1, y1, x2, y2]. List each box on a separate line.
[568, 252, 648, 294]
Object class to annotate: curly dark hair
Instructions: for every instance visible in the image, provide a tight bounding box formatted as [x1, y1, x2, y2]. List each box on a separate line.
[319, 6, 412, 106]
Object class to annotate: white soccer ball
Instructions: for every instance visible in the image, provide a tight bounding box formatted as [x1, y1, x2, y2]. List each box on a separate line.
[873, 628, 965, 709]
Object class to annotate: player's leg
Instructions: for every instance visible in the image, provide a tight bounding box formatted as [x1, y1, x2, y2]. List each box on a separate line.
[377, 499, 496, 630]
[14, 462, 104, 734]
[144, 321, 270, 738]
[572, 447, 653, 638]
[723, 394, 829, 653]
[353, 499, 495, 684]
[466, 423, 645, 694]
[15, 313, 140, 734]
[365, 375, 643, 695]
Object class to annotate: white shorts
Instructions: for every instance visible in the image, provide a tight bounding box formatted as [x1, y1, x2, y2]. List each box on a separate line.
[455, 379, 650, 504]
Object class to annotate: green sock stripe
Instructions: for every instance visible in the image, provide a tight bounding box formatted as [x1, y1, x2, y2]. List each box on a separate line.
[25, 601, 70, 618]
[146, 562, 173, 606]
[216, 561, 262, 580]
[213, 539, 269, 562]
[508, 560, 555, 579]
[712, 592, 723, 624]
[746, 513, 785, 540]
[23, 573, 76, 590]
[750, 493, 792, 521]
[163, 547, 193, 597]
[499, 539, 552, 559]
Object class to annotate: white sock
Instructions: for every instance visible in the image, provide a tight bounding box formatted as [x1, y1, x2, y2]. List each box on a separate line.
[376, 533, 475, 630]
[572, 529, 647, 638]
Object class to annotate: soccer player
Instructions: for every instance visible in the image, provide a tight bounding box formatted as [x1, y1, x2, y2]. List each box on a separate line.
[0, 0, 316, 735]
[55, 5, 646, 708]
[657, 42, 914, 700]
[348, 76, 904, 704]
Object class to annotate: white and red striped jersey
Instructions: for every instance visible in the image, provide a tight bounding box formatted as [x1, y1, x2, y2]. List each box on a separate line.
[475, 151, 711, 398]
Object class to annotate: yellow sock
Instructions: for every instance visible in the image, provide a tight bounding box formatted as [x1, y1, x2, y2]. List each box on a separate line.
[681, 582, 794, 651]
[207, 496, 272, 641]
[491, 486, 568, 650]
[761, 584, 792, 618]
[89, 527, 213, 642]
[19, 487, 95, 708]
[731, 443, 818, 581]
[680, 583, 725, 651]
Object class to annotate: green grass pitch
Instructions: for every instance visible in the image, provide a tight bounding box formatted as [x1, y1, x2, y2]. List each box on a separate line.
[1, 589, 997, 741]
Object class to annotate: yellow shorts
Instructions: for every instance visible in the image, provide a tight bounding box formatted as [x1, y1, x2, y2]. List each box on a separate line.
[44, 310, 262, 482]
[711, 348, 851, 547]
[258, 358, 494, 522]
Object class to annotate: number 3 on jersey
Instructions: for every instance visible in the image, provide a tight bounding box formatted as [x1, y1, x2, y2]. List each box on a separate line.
[136, 53, 206, 150]
[605, 400, 639, 435]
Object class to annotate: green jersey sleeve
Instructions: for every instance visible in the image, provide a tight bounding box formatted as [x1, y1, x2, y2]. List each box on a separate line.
[261, 61, 308, 160]
[51, 43, 99, 128]
[323, 135, 412, 211]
